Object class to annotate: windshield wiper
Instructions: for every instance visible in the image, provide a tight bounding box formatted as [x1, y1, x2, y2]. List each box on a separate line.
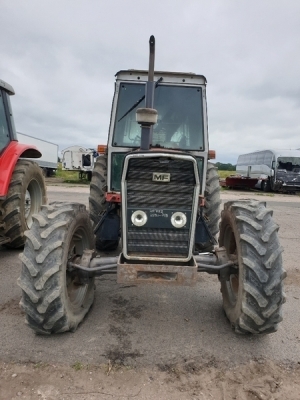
[118, 77, 163, 122]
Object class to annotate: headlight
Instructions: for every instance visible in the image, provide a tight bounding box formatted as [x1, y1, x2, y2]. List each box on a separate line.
[131, 210, 148, 226]
[171, 212, 187, 228]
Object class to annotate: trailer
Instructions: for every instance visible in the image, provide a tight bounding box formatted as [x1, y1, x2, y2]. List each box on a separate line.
[17, 132, 58, 177]
[225, 175, 258, 189]
[231, 149, 300, 192]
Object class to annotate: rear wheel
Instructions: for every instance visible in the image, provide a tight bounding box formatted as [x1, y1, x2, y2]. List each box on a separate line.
[195, 162, 221, 252]
[89, 156, 119, 251]
[0, 160, 47, 248]
[18, 202, 95, 334]
[219, 200, 286, 334]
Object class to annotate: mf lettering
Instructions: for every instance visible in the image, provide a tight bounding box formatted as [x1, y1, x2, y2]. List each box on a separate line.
[152, 173, 170, 182]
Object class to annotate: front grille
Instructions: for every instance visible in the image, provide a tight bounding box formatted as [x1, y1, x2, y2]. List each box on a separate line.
[124, 156, 197, 259]
[127, 158, 195, 209]
[127, 183, 194, 209]
[127, 228, 190, 257]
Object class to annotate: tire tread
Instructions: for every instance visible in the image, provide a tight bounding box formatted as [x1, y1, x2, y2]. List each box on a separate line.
[0, 160, 46, 248]
[18, 203, 95, 334]
[219, 200, 285, 334]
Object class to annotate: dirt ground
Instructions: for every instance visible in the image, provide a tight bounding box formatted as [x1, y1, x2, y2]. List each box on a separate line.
[1, 359, 300, 399]
[1, 186, 300, 399]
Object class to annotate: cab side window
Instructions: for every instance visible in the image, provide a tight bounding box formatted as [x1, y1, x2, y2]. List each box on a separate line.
[0, 91, 10, 153]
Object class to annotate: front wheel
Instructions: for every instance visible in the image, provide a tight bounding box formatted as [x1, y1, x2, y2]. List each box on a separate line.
[18, 202, 95, 334]
[219, 200, 286, 334]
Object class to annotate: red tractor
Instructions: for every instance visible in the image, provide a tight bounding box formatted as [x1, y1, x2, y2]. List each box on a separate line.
[0, 79, 46, 248]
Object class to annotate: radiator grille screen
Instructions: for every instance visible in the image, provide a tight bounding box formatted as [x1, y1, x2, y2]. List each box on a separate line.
[125, 157, 196, 258]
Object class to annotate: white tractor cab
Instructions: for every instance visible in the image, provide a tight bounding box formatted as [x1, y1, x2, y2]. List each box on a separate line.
[106, 70, 210, 194]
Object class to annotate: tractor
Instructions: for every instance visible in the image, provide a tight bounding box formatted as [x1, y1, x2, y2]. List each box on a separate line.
[18, 37, 285, 335]
[0, 79, 46, 248]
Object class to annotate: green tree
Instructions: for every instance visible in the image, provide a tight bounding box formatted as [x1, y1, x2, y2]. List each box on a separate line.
[215, 162, 236, 171]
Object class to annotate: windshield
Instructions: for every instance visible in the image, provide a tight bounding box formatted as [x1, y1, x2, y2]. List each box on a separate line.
[0, 90, 10, 153]
[277, 157, 300, 172]
[113, 83, 204, 151]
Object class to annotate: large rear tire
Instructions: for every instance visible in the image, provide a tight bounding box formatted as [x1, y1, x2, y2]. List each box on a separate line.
[0, 160, 47, 248]
[18, 202, 95, 334]
[219, 200, 286, 334]
[195, 162, 221, 252]
[89, 156, 119, 251]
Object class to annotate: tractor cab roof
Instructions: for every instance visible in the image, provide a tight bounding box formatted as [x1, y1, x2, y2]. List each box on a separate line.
[0, 79, 15, 95]
[115, 70, 207, 86]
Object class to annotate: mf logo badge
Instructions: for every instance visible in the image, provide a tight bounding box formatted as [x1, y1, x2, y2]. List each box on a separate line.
[152, 172, 171, 182]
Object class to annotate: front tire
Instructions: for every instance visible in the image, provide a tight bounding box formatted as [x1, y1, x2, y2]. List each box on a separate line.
[18, 202, 95, 334]
[0, 160, 47, 248]
[219, 200, 286, 334]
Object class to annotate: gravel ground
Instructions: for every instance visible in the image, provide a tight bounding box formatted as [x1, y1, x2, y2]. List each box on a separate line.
[0, 185, 300, 399]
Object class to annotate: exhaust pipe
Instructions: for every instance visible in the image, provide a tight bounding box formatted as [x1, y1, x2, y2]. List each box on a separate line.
[137, 35, 158, 150]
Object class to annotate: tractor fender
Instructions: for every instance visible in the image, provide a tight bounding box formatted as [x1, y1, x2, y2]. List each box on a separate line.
[0, 141, 41, 198]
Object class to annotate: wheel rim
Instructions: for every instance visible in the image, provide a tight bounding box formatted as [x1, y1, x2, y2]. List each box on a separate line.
[25, 179, 43, 228]
[223, 224, 239, 306]
[67, 226, 90, 308]
[24, 190, 31, 220]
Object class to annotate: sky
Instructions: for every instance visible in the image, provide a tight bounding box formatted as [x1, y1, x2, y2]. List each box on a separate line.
[1, 0, 300, 164]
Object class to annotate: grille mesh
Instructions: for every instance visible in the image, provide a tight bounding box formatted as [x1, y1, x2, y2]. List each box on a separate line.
[125, 157, 196, 258]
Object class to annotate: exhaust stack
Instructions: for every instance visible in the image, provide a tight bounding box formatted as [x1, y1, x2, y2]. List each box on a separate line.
[137, 35, 158, 150]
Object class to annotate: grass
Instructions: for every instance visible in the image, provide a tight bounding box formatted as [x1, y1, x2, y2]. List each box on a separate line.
[217, 170, 236, 179]
[71, 361, 84, 371]
[55, 163, 90, 184]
